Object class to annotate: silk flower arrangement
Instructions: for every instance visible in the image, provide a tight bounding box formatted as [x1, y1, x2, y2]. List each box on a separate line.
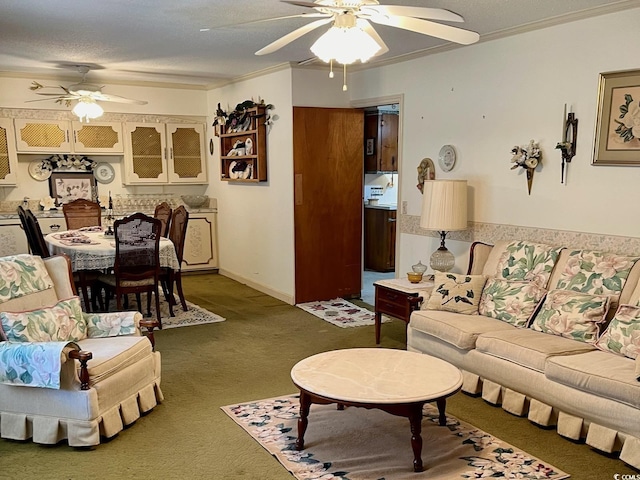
[510, 139, 542, 195]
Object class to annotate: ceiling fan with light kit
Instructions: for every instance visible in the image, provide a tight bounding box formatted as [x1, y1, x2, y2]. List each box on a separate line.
[27, 65, 147, 122]
[253, 0, 480, 90]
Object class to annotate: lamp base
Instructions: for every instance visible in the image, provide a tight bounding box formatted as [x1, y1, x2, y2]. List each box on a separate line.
[430, 246, 455, 273]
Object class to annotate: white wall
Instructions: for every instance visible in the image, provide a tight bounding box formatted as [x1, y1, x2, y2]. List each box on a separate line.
[349, 7, 640, 276]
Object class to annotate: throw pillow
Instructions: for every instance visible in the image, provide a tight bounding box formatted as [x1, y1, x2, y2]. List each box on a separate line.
[595, 304, 640, 359]
[478, 278, 546, 327]
[85, 311, 138, 338]
[554, 250, 638, 297]
[0, 254, 54, 303]
[0, 296, 87, 342]
[495, 241, 563, 287]
[531, 289, 610, 344]
[426, 272, 486, 315]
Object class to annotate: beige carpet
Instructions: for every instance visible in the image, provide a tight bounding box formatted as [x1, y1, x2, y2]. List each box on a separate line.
[222, 394, 570, 479]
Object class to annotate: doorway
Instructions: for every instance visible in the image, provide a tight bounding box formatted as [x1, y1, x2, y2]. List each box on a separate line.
[361, 103, 400, 306]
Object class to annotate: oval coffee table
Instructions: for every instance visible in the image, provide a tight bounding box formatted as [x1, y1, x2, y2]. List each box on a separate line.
[290, 348, 463, 472]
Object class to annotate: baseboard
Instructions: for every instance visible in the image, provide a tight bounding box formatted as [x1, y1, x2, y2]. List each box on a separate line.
[218, 268, 294, 305]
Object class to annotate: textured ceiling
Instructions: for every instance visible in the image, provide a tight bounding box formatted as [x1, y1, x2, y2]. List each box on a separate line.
[0, 0, 636, 88]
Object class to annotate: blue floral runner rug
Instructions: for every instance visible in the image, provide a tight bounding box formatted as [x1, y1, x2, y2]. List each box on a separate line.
[221, 394, 570, 480]
[296, 298, 386, 328]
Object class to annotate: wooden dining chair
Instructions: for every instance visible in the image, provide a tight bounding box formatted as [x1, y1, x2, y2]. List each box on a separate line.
[23, 209, 51, 258]
[63, 199, 102, 230]
[99, 213, 163, 327]
[161, 205, 189, 316]
[154, 202, 172, 237]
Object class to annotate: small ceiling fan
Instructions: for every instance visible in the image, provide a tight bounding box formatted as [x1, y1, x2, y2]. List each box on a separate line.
[28, 65, 147, 120]
[254, 0, 480, 58]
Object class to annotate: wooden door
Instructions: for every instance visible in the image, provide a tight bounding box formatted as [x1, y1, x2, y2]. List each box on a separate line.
[379, 114, 398, 172]
[294, 107, 364, 303]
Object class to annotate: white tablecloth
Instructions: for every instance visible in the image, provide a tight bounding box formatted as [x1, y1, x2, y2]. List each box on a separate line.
[45, 231, 180, 271]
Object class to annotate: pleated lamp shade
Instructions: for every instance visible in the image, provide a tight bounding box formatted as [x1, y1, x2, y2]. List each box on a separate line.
[420, 180, 468, 272]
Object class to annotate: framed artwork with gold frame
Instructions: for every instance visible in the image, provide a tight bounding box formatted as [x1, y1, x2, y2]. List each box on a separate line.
[593, 68, 640, 166]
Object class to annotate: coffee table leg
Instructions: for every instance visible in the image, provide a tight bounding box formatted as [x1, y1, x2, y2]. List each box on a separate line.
[296, 391, 311, 451]
[408, 403, 424, 472]
[436, 398, 447, 426]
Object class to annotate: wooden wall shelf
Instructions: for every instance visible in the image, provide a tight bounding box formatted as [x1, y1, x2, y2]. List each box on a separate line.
[219, 106, 267, 182]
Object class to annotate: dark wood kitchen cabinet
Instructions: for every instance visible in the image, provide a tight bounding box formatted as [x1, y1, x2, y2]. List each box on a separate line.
[364, 207, 396, 272]
[364, 113, 398, 173]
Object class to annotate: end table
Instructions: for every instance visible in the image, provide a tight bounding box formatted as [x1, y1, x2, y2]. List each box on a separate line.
[374, 277, 434, 344]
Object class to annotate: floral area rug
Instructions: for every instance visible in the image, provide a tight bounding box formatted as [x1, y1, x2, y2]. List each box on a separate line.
[83, 293, 225, 330]
[222, 394, 570, 480]
[296, 298, 384, 328]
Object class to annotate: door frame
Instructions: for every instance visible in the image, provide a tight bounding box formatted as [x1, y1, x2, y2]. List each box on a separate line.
[351, 94, 404, 282]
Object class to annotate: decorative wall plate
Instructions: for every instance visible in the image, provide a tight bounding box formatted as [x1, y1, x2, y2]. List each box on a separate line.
[28, 161, 52, 181]
[93, 162, 115, 184]
[438, 145, 457, 171]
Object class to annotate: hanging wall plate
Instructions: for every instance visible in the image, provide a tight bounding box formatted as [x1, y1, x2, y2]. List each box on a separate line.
[28, 161, 52, 181]
[93, 162, 115, 184]
[438, 145, 457, 171]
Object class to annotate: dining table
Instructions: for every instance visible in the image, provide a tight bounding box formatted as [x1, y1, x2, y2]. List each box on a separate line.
[45, 228, 181, 272]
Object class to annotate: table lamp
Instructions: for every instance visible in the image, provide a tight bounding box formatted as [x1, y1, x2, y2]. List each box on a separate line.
[420, 180, 468, 272]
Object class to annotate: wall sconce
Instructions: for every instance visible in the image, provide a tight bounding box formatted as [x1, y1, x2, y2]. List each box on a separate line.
[555, 104, 578, 184]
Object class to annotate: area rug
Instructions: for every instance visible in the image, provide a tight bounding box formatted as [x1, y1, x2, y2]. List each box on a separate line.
[222, 394, 570, 480]
[296, 298, 385, 328]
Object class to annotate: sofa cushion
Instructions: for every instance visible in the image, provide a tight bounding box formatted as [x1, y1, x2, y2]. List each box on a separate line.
[531, 290, 610, 344]
[476, 329, 595, 372]
[494, 241, 563, 287]
[478, 278, 546, 327]
[0, 296, 87, 342]
[426, 272, 486, 314]
[410, 309, 514, 350]
[552, 249, 638, 297]
[76, 336, 152, 386]
[0, 255, 59, 313]
[546, 350, 640, 409]
[595, 304, 640, 359]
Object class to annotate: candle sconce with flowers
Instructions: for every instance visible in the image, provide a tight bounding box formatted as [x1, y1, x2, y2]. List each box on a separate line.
[510, 140, 542, 195]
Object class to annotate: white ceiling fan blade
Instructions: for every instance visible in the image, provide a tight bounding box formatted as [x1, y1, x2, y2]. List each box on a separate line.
[256, 17, 333, 55]
[361, 6, 464, 23]
[358, 19, 388, 56]
[370, 15, 479, 45]
[25, 96, 76, 103]
[200, 12, 328, 31]
[92, 92, 148, 105]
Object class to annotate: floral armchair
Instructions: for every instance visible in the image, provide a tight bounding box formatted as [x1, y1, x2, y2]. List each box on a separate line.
[0, 254, 162, 446]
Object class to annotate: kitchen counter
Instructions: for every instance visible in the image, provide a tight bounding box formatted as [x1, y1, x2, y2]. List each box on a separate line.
[365, 203, 397, 211]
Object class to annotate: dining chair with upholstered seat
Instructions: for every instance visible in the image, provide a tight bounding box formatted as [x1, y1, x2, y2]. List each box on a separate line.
[99, 213, 163, 327]
[153, 201, 172, 238]
[62, 198, 102, 230]
[161, 205, 189, 316]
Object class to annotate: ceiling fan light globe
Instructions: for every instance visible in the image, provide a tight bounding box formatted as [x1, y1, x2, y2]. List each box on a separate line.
[310, 23, 380, 65]
[72, 97, 104, 122]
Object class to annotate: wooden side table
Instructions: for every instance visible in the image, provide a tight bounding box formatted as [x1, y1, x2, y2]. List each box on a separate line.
[374, 278, 434, 344]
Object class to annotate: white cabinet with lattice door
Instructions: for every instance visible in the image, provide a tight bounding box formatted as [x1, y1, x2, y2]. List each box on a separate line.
[14, 119, 123, 154]
[123, 122, 207, 185]
[0, 119, 18, 185]
[166, 123, 207, 183]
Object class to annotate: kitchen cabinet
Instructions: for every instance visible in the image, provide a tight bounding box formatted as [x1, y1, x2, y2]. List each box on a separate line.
[123, 122, 207, 184]
[364, 113, 398, 173]
[0, 215, 64, 256]
[0, 119, 18, 185]
[219, 105, 267, 182]
[14, 120, 123, 154]
[364, 207, 396, 272]
[181, 212, 218, 271]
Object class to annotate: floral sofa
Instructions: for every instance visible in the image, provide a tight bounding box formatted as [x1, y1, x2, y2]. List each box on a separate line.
[0, 254, 162, 446]
[407, 240, 640, 469]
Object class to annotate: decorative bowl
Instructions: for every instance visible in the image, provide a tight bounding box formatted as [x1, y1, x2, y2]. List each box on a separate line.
[407, 272, 424, 284]
[181, 195, 208, 208]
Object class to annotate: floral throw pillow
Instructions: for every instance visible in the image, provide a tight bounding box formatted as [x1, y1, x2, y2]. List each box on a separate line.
[478, 278, 546, 327]
[554, 250, 638, 297]
[595, 304, 640, 359]
[85, 311, 138, 338]
[426, 272, 487, 315]
[0, 296, 87, 342]
[0, 254, 54, 303]
[495, 241, 562, 287]
[531, 289, 610, 344]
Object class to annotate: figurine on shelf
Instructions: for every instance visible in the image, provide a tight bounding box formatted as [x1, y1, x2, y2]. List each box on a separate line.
[227, 140, 246, 156]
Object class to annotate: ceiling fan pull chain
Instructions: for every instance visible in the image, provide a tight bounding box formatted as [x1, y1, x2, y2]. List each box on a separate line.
[329, 59, 334, 79]
[342, 64, 347, 92]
